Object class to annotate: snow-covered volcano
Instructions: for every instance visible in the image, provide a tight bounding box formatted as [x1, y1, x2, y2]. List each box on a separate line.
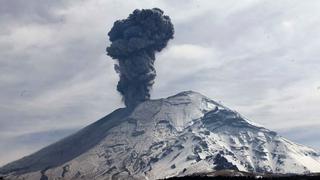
[1, 91, 320, 180]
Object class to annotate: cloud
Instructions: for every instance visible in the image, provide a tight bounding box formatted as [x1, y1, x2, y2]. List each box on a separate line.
[162, 44, 215, 60]
[0, 127, 78, 166]
[153, 0, 320, 130]
[0, 0, 67, 24]
[155, 44, 219, 80]
[278, 125, 320, 151]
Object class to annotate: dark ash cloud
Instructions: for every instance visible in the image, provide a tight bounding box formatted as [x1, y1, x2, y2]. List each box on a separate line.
[107, 8, 174, 107]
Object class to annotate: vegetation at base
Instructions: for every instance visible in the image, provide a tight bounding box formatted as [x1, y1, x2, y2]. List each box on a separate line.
[165, 174, 320, 180]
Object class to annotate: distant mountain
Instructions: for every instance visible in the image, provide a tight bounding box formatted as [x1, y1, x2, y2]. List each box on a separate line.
[1, 91, 320, 180]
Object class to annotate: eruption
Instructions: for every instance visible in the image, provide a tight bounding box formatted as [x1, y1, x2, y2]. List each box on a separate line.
[107, 8, 174, 107]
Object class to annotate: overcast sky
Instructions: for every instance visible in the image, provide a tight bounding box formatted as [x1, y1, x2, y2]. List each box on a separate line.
[1, 0, 320, 166]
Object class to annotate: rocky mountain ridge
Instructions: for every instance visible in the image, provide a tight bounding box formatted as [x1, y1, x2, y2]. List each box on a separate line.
[1, 91, 320, 180]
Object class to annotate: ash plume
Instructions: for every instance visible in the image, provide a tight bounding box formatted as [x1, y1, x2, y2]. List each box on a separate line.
[107, 8, 174, 107]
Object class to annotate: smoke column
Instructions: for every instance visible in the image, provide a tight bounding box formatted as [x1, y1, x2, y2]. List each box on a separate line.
[107, 8, 174, 107]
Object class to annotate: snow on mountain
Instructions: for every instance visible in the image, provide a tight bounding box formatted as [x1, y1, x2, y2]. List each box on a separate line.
[1, 91, 320, 180]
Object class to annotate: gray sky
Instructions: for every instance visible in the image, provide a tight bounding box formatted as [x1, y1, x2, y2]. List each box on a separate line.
[1, 0, 320, 166]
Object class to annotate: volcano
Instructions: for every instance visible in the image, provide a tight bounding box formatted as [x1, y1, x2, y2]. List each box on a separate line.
[1, 91, 320, 179]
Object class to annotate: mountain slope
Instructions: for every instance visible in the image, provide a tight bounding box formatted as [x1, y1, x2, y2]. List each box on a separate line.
[1, 91, 320, 180]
